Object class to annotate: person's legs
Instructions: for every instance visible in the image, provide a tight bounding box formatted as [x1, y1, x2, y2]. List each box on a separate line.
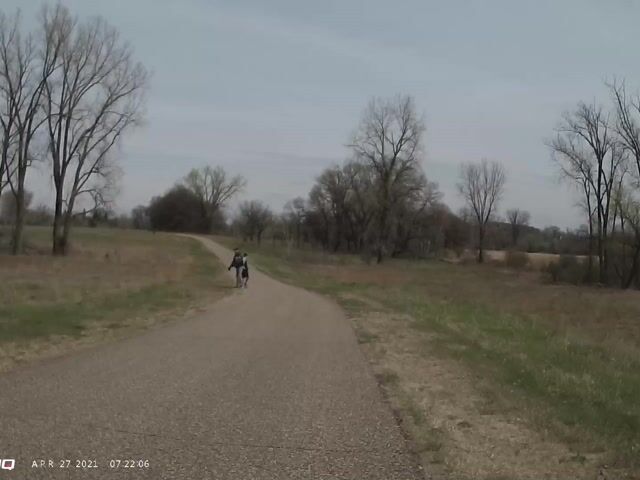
[235, 268, 242, 288]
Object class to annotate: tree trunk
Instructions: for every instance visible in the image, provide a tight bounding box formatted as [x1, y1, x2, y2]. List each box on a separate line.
[52, 190, 65, 255]
[376, 210, 388, 264]
[623, 243, 640, 290]
[11, 193, 25, 255]
[597, 211, 607, 284]
[477, 225, 485, 263]
[586, 230, 594, 283]
[10, 159, 28, 254]
[60, 209, 74, 255]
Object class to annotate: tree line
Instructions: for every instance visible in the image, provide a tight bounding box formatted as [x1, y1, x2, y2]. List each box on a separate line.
[1, 3, 628, 289]
[551, 81, 640, 288]
[0, 5, 148, 254]
[139, 96, 523, 265]
[135, 91, 640, 290]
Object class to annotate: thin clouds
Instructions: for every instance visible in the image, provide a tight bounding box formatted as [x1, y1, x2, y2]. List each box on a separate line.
[9, 0, 640, 228]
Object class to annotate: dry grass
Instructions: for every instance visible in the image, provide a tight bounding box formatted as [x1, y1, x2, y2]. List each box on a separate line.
[0, 227, 227, 371]
[478, 249, 588, 269]
[220, 236, 640, 480]
[310, 260, 640, 348]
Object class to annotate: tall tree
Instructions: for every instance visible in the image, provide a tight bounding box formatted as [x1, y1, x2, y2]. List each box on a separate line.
[42, 5, 148, 254]
[343, 160, 375, 252]
[0, 10, 55, 253]
[237, 200, 272, 245]
[315, 166, 350, 252]
[183, 166, 245, 232]
[506, 208, 531, 247]
[349, 95, 425, 262]
[551, 102, 626, 283]
[457, 159, 506, 263]
[283, 197, 306, 248]
[615, 187, 640, 288]
[611, 80, 640, 183]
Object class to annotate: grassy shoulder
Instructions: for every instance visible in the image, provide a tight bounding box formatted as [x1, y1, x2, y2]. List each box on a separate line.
[0, 227, 227, 370]
[216, 235, 640, 480]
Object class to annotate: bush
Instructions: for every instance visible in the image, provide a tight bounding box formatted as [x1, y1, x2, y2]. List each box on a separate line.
[147, 186, 209, 233]
[505, 250, 529, 269]
[545, 255, 588, 284]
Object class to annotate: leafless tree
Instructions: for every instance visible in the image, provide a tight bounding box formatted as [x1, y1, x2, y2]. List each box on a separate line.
[343, 160, 375, 251]
[506, 208, 531, 247]
[0, 188, 32, 224]
[457, 159, 506, 263]
[391, 172, 441, 255]
[610, 80, 640, 184]
[41, 5, 149, 254]
[183, 166, 246, 232]
[349, 95, 425, 262]
[315, 166, 351, 252]
[551, 101, 627, 283]
[614, 186, 640, 288]
[0, 10, 55, 253]
[283, 196, 306, 248]
[237, 200, 272, 245]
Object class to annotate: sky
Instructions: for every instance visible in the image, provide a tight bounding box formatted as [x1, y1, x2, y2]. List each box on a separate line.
[6, 0, 640, 228]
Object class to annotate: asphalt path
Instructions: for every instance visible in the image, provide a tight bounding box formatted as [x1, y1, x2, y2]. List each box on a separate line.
[0, 236, 424, 479]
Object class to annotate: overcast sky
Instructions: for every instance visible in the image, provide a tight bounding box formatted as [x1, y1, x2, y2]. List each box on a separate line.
[7, 0, 640, 228]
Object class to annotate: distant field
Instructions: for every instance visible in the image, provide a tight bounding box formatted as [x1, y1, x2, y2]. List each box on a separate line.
[483, 249, 587, 268]
[0, 227, 227, 370]
[216, 236, 640, 480]
[448, 248, 587, 269]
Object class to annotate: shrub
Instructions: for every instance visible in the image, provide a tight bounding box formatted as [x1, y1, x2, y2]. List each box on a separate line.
[545, 255, 587, 284]
[505, 250, 529, 269]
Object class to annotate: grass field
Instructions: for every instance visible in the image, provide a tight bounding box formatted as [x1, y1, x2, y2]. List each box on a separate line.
[0, 227, 227, 370]
[217, 236, 640, 480]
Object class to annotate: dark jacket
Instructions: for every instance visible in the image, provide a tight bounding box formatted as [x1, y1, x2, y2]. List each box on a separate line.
[229, 254, 243, 270]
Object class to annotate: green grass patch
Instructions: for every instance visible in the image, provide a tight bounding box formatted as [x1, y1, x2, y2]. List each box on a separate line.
[394, 292, 640, 459]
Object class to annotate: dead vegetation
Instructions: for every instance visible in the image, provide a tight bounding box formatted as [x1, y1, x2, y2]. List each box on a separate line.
[0, 227, 226, 371]
[223, 236, 640, 480]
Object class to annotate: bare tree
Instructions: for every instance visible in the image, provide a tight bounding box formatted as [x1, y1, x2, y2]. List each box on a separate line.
[0, 10, 55, 253]
[307, 183, 331, 250]
[551, 101, 627, 283]
[130, 204, 149, 230]
[237, 200, 272, 245]
[391, 172, 441, 256]
[619, 190, 640, 288]
[610, 80, 640, 183]
[457, 159, 506, 263]
[0, 188, 32, 224]
[343, 160, 375, 251]
[506, 208, 531, 247]
[41, 5, 148, 254]
[183, 166, 246, 232]
[349, 95, 425, 262]
[315, 166, 350, 252]
[283, 196, 306, 248]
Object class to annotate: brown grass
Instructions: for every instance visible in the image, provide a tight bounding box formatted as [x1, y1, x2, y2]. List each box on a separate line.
[311, 260, 640, 348]
[219, 236, 640, 480]
[0, 227, 226, 371]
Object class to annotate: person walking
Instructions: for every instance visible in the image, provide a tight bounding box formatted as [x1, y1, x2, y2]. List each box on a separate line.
[241, 252, 249, 288]
[228, 249, 244, 288]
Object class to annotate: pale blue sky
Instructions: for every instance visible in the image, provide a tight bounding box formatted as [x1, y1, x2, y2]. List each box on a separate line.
[8, 0, 640, 227]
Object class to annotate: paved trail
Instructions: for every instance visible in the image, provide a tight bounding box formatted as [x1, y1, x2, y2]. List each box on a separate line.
[0, 237, 424, 479]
